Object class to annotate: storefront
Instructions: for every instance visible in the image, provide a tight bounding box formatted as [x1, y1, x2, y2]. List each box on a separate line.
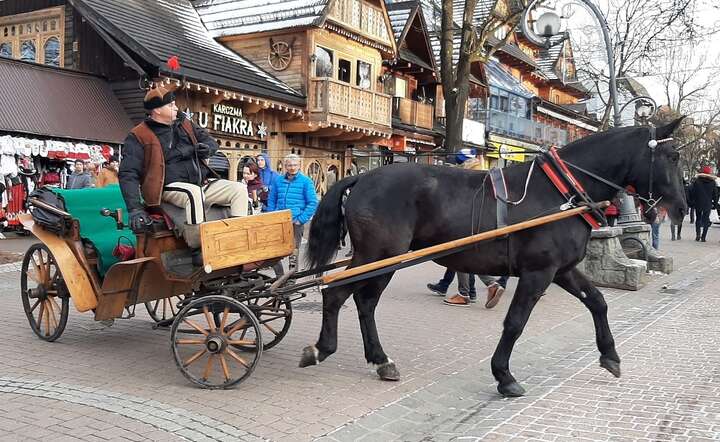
[0, 58, 130, 233]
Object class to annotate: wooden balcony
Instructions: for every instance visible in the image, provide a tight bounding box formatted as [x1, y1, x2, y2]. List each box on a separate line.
[392, 97, 434, 130]
[328, 0, 393, 44]
[308, 78, 392, 128]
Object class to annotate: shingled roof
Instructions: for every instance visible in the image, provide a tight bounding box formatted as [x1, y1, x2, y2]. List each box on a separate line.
[69, 0, 305, 106]
[192, 0, 328, 37]
[386, 1, 414, 41]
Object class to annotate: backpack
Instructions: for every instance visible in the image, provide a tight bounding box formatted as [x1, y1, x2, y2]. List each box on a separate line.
[28, 187, 73, 236]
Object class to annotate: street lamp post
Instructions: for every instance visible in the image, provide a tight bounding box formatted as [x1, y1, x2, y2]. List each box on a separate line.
[521, 0, 621, 126]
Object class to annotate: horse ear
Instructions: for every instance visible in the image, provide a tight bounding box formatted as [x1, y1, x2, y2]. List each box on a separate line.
[656, 117, 685, 139]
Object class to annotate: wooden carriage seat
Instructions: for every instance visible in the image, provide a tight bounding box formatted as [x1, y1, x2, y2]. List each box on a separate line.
[52, 184, 136, 277]
[156, 203, 229, 248]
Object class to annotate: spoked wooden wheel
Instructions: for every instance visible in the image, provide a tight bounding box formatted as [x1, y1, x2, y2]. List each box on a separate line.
[240, 296, 292, 351]
[20, 244, 69, 342]
[171, 295, 263, 389]
[145, 295, 186, 324]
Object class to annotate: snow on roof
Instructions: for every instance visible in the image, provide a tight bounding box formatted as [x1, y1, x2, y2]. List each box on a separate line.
[192, 0, 328, 37]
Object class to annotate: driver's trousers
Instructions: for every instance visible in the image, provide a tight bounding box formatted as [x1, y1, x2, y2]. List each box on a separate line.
[162, 179, 249, 224]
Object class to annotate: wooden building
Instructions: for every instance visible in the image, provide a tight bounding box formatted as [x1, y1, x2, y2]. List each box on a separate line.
[194, 0, 398, 189]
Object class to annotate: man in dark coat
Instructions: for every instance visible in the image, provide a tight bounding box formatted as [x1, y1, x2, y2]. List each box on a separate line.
[688, 166, 719, 242]
[119, 87, 248, 234]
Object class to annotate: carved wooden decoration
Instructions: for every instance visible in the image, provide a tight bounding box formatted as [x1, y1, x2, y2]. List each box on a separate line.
[268, 37, 294, 71]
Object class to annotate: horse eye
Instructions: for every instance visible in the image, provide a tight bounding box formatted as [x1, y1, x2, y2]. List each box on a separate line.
[669, 151, 679, 163]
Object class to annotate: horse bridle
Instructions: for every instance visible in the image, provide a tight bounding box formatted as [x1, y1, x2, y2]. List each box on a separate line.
[561, 127, 674, 214]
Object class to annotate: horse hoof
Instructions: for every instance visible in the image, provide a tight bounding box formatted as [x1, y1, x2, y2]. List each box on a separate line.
[497, 382, 526, 397]
[600, 356, 621, 378]
[299, 345, 319, 368]
[376, 361, 400, 381]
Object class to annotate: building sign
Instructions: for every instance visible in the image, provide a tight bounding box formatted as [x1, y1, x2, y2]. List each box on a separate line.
[187, 104, 268, 139]
[487, 142, 526, 162]
[462, 119, 486, 146]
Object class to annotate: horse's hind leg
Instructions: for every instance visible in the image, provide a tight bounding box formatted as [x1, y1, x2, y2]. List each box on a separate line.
[492, 269, 556, 397]
[353, 273, 398, 381]
[299, 284, 355, 368]
[554, 267, 621, 378]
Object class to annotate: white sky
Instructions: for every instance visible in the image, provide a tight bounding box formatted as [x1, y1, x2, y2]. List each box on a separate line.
[556, 0, 720, 117]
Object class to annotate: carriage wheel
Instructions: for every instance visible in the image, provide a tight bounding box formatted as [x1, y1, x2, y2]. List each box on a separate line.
[20, 244, 69, 342]
[145, 295, 186, 324]
[236, 296, 292, 351]
[171, 295, 263, 389]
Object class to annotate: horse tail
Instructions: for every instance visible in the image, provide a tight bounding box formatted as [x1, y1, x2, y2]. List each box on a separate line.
[307, 175, 360, 269]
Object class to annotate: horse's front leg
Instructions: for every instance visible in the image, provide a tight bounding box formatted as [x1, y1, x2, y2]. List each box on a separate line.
[299, 285, 353, 367]
[492, 269, 556, 397]
[554, 267, 621, 378]
[353, 273, 398, 381]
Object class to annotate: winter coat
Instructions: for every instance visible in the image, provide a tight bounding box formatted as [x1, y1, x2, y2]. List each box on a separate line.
[66, 172, 92, 189]
[257, 153, 279, 207]
[119, 116, 218, 211]
[689, 173, 719, 211]
[267, 172, 318, 225]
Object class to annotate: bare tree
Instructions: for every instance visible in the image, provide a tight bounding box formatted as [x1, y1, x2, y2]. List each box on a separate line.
[439, 0, 534, 152]
[572, 0, 717, 129]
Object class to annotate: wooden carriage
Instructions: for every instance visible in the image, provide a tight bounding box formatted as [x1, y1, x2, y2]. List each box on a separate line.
[19, 184, 297, 388]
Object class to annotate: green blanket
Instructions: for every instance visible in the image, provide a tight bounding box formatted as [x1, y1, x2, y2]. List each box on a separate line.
[53, 184, 136, 276]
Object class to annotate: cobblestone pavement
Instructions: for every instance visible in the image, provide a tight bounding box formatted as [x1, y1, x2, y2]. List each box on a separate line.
[0, 222, 718, 441]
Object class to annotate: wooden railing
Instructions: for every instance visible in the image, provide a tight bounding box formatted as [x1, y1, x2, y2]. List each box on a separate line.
[309, 78, 392, 127]
[328, 0, 392, 43]
[393, 97, 434, 130]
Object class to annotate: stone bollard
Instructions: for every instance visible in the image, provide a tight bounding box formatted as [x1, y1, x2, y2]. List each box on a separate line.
[619, 224, 673, 274]
[578, 227, 647, 290]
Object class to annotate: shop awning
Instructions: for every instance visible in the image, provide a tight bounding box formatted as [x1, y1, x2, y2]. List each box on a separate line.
[0, 58, 132, 144]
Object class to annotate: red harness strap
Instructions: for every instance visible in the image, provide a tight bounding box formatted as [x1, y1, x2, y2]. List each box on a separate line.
[539, 147, 601, 230]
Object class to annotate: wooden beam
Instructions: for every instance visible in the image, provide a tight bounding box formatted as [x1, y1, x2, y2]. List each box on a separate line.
[282, 120, 319, 133]
[243, 103, 263, 115]
[322, 204, 607, 285]
[313, 128, 346, 138]
[333, 132, 367, 141]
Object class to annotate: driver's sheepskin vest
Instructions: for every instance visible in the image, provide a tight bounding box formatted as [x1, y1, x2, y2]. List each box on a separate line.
[130, 120, 197, 207]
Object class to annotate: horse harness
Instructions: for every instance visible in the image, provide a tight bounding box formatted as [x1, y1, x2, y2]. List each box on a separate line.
[489, 127, 674, 230]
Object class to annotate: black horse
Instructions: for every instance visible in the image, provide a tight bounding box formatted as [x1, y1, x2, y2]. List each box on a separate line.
[300, 120, 687, 397]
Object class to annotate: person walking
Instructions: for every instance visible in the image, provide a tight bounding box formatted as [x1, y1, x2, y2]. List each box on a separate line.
[256, 153, 279, 212]
[96, 157, 119, 188]
[66, 159, 92, 189]
[651, 207, 666, 249]
[267, 153, 318, 270]
[438, 273, 509, 308]
[689, 166, 718, 242]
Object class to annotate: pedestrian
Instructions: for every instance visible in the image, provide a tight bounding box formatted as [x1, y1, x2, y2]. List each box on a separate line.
[688, 165, 718, 242]
[256, 153, 279, 212]
[241, 162, 263, 215]
[66, 159, 92, 189]
[670, 179, 688, 241]
[429, 272, 508, 308]
[96, 157, 119, 188]
[267, 153, 318, 270]
[685, 179, 694, 224]
[85, 161, 98, 187]
[651, 207, 666, 249]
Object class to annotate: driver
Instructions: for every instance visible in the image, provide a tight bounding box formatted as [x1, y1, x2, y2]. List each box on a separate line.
[119, 87, 249, 234]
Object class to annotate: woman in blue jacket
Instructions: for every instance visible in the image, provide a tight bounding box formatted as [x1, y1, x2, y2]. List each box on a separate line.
[267, 154, 318, 269]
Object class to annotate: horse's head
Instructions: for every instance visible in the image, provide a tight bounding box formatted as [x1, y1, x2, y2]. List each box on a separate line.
[627, 118, 687, 224]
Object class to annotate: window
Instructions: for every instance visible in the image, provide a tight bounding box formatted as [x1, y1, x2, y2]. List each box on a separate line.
[0, 42, 11, 58]
[394, 77, 407, 98]
[20, 40, 36, 62]
[43, 36, 60, 66]
[356, 60, 372, 89]
[314, 46, 333, 78]
[338, 59, 351, 83]
[0, 7, 64, 66]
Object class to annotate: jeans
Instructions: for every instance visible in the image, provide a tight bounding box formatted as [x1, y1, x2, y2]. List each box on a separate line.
[695, 207, 711, 240]
[651, 223, 660, 249]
